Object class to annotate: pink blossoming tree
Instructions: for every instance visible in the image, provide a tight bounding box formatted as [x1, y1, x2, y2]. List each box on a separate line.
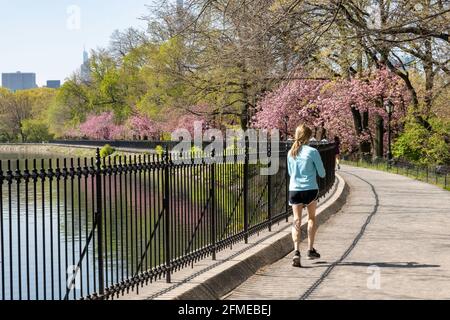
[126, 114, 162, 140]
[74, 108, 211, 141]
[78, 112, 125, 140]
[252, 67, 410, 156]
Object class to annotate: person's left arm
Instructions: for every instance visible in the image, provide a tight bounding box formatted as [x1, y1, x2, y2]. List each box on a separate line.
[287, 154, 292, 177]
[313, 149, 326, 178]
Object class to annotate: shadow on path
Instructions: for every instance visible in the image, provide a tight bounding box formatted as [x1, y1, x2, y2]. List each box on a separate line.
[299, 171, 380, 300]
[310, 261, 440, 268]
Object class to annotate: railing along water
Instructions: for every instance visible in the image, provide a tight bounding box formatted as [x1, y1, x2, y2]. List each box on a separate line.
[346, 157, 450, 190]
[0, 141, 336, 300]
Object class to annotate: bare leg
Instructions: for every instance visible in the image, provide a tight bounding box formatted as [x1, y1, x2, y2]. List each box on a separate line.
[291, 205, 303, 252]
[306, 201, 318, 251]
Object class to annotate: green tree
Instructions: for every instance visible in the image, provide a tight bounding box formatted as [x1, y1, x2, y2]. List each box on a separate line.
[393, 116, 450, 165]
[21, 119, 54, 142]
[0, 89, 31, 142]
[137, 38, 188, 119]
[90, 50, 131, 120]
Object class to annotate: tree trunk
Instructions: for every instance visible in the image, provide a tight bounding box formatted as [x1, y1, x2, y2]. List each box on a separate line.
[20, 131, 26, 143]
[240, 78, 250, 131]
[320, 126, 327, 140]
[351, 106, 371, 159]
[351, 106, 362, 134]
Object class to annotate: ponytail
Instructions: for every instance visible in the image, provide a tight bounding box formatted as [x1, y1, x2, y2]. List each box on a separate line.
[290, 140, 302, 158]
[289, 124, 312, 158]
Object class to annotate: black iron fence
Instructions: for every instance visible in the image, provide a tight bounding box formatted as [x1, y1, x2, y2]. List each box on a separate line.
[343, 156, 450, 190]
[0, 141, 336, 300]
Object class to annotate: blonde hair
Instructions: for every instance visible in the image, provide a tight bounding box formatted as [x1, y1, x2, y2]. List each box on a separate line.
[289, 124, 313, 158]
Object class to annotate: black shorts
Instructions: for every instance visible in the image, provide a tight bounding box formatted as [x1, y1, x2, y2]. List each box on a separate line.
[289, 190, 319, 206]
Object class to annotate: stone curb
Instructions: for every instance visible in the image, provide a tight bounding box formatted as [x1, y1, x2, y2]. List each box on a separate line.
[157, 174, 350, 300]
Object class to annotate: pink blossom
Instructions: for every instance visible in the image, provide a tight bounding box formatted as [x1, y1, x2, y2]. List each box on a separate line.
[78, 112, 125, 140]
[253, 67, 411, 153]
[126, 114, 162, 140]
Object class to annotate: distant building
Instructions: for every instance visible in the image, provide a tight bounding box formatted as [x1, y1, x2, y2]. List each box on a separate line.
[46, 80, 61, 89]
[80, 49, 91, 82]
[1, 72, 37, 91]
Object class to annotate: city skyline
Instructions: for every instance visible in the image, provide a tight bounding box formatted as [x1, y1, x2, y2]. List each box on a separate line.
[0, 0, 151, 86]
[1, 50, 86, 91]
[1, 72, 37, 91]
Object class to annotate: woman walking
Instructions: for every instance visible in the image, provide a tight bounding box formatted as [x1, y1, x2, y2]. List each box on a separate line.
[334, 136, 341, 170]
[288, 124, 326, 267]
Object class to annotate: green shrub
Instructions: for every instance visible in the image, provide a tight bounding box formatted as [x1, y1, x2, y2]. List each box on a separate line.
[392, 120, 428, 164]
[191, 145, 203, 156]
[393, 117, 450, 165]
[155, 145, 164, 156]
[21, 119, 54, 142]
[0, 132, 13, 143]
[160, 132, 172, 141]
[100, 144, 116, 158]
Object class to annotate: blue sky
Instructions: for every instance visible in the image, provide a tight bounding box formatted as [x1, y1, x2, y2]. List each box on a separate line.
[0, 0, 152, 86]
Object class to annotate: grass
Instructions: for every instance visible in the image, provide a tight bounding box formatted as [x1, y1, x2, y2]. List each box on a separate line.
[342, 159, 450, 192]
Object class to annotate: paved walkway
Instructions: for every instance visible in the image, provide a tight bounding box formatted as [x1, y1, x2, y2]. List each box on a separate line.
[224, 165, 450, 300]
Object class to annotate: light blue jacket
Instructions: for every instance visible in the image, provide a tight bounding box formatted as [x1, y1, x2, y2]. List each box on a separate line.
[288, 145, 326, 191]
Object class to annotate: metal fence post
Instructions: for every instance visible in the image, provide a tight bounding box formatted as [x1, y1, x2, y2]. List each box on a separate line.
[163, 147, 171, 283]
[426, 166, 429, 183]
[95, 149, 104, 298]
[243, 137, 249, 244]
[210, 148, 216, 260]
[285, 141, 289, 222]
[267, 140, 272, 232]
